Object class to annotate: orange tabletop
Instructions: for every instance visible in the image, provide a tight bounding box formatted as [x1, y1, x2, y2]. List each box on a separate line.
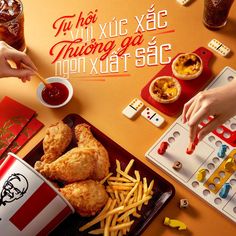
[1, 0, 236, 235]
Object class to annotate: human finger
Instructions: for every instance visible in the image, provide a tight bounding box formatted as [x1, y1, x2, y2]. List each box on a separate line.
[5, 67, 34, 78]
[6, 50, 37, 71]
[185, 98, 198, 123]
[182, 97, 195, 123]
[20, 77, 27, 83]
[188, 106, 210, 128]
[20, 54, 37, 72]
[198, 116, 224, 141]
[19, 76, 31, 82]
[189, 122, 200, 143]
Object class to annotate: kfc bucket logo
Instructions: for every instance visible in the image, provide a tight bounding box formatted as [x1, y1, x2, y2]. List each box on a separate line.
[0, 173, 28, 206]
[0, 153, 74, 235]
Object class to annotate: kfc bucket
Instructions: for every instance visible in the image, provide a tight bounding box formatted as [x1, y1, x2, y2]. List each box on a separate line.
[0, 153, 74, 236]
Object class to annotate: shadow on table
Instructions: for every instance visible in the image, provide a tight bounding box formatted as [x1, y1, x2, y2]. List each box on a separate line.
[143, 188, 200, 236]
[217, 18, 236, 38]
[26, 48, 54, 78]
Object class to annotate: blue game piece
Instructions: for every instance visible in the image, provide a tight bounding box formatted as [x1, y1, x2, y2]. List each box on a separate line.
[217, 144, 227, 158]
[219, 183, 231, 199]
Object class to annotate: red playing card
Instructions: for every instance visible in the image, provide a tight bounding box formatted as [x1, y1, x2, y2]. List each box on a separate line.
[0, 96, 36, 156]
[1, 118, 44, 159]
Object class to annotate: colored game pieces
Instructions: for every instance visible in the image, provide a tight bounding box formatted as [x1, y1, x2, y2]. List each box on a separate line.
[224, 157, 235, 172]
[219, 183, 231, 199]
[158, 142, 169, 155]
[186, 137, 199, 155]
[164, 217, 187, 230]
[186, 142, 195, 155]
[197, 169, 207, 182]
[218, 144, 227, 158]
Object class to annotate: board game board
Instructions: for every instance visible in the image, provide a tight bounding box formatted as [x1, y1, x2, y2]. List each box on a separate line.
[145, 67, 236, 223]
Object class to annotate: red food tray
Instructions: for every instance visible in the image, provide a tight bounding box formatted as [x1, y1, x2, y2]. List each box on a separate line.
[23, 114, 175, 236]
[141, 47, 214, 116]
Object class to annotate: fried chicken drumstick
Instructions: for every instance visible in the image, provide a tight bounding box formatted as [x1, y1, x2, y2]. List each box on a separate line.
[35, 148, 97, 183]
[41, 121, 72, 163]
[75, 124, 110, 180]
[59, 180, 108, 217]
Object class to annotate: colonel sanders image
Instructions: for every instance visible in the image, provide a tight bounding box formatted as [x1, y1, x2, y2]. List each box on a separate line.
[0, 173, 28, 206]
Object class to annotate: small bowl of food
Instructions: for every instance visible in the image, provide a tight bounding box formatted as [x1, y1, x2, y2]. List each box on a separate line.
[149, 76, 181, 104]
[37, 77, 73, 108]
[171, 53, 203, 80]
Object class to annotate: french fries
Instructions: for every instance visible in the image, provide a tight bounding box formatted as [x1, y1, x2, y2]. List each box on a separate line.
[79, 159, 154, 235]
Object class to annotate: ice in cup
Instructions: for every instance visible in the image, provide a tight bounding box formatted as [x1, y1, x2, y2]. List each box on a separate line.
[0, 153, 74, 235]
[0, 0, 26, 51]
[203, 0, 234, 30]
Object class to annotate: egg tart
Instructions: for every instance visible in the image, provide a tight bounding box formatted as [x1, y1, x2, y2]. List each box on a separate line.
[149, 76, 181, 104]
[172, 53, 203, 80]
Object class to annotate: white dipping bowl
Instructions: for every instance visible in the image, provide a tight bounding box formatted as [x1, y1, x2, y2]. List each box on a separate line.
[36, 77, 73, 108]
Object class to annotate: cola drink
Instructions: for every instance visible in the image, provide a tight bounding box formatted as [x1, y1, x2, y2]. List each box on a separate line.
[0, 0, 25, 51]
[203, 0, 234, 30]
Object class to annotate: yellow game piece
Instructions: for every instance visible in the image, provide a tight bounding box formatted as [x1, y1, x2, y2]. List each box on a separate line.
[204, 150, 236, 193]
[224, 157, 235, 172]
[164, 217, 187, 230]
[197, 169, 206, 182]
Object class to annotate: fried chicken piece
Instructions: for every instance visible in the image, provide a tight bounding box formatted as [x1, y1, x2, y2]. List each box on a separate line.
[41, 121, 72, 163]
[34, 147, 97, 183]
[59, 180, 108, 216]
[74, 123, 110, 180]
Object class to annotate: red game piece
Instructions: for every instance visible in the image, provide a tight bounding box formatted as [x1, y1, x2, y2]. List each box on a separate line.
[186, 142, 195, 155]
[193, 136, 199, 146]
[158, 142, 169, 155]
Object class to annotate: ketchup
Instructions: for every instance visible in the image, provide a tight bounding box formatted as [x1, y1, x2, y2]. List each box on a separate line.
[41, 82, 69, 106]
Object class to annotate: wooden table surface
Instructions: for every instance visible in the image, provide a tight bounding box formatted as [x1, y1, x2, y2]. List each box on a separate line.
[1, 0, 236, 235]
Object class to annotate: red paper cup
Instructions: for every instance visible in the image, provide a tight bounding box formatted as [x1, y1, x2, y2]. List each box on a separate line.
[0, 153, 74, 235]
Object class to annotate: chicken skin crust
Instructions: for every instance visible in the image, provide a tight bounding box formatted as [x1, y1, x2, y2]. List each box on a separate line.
[60, 180, 108, 216]
[75, 123, 110, 180]
[41, 121, 72, 163]
[34, 148, 97, 183]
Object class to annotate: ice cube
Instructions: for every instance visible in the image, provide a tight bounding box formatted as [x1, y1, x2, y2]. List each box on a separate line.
[8, 0, 14, 7]
[0, 0, 6, 11]
[8, 8, 14, 16]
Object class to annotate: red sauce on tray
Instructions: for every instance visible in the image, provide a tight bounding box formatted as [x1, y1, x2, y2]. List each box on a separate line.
[42, 82, 69, 106]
